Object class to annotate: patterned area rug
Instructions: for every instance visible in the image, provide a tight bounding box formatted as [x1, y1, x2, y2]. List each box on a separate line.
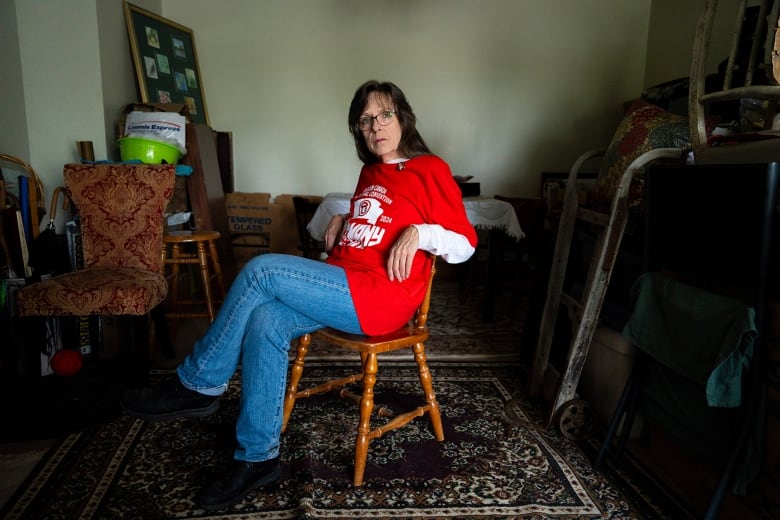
[1, 362, 673, 519]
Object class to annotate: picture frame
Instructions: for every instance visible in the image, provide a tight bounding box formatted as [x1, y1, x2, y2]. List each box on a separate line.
[123, 1, 209, 125]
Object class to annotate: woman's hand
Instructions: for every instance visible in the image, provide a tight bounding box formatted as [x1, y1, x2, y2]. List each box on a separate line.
[324, 214, 346, 252]
[387, 226, 419, 282]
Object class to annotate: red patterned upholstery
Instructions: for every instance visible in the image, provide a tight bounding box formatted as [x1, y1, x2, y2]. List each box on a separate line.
[16, 163, 175, 317]
[17, 267, 168, 316]
[589, 99, 717, 213]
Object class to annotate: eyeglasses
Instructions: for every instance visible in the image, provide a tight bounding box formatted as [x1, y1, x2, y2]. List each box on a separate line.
[357, 110, 396, 131]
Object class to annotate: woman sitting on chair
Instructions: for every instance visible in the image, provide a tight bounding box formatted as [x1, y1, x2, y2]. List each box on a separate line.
[122, 79, 478, 510]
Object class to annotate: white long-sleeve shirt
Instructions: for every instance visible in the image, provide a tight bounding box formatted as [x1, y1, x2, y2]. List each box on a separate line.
[414, 223, 475, 264]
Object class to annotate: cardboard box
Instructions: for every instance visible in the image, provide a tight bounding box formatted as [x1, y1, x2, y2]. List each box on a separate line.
[224, 192, 304, 268]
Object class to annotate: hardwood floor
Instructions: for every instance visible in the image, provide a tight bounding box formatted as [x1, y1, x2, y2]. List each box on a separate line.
[0, 439, 55, 509]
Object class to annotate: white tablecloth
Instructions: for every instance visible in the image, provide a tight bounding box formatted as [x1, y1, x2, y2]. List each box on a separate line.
[307, 192, 524, 241]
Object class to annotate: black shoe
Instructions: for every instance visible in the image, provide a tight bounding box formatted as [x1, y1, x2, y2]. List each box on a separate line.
[120, 376, 219, 421]
[197, 458, 281, 511]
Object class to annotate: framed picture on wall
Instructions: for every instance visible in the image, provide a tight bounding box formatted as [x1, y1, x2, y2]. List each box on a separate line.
[123, 1, 209, 125]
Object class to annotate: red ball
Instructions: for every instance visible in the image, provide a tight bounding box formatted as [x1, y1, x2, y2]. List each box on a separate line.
[51, 349, 83, 377]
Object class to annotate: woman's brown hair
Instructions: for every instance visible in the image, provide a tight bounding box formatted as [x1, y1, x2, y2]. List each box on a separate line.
[348, 80, 432, 164]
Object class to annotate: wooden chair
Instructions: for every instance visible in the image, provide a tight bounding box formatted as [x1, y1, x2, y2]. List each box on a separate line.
[15, 163, 176, 378]
[282, 256, 442, 486]
[0, 153, 45, 242]
[690, 0, 780, 162]
[292, 195, 326, 260]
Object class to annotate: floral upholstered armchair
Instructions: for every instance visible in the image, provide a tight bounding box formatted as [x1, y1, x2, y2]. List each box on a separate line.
[15, 163, 175, 375]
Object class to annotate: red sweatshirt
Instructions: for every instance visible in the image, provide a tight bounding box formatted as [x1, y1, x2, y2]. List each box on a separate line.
[326, 155, 477, 335]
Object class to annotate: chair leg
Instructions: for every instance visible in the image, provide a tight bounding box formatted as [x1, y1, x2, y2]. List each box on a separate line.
[282, 333, 311, 433]
[482, 229, 500, 322]
[170, 243, 181, 316]
[196, 241, 216, 322]
[151, 304, 176, 360]
[131, 314, 151, 385]
[206, 239, 226, 301]
[164, 243, 182, 338]
[354, 352, 378, 486]
[413, 341, 444, 440]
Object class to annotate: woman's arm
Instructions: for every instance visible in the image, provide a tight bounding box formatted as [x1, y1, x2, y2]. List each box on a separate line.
[414, 224, 475, 263]
[324, 214, 346, 252]
[386, 223, 476, 283]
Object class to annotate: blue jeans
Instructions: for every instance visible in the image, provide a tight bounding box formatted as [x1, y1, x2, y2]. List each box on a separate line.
[176, 253, 363, 462]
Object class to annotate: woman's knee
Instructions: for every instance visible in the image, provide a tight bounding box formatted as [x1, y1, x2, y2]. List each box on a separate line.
[244, 253, 285, 271]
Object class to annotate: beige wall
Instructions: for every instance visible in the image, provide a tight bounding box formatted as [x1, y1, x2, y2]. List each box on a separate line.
[162, 0, 652, 197]
[645, 0, 702, 87]
[0, 0, 28, 160]
[96, 0, 162, 155]
[644, 0, 749, 88]
[4, 0, 734, 234]
[2, 0, 106, 201]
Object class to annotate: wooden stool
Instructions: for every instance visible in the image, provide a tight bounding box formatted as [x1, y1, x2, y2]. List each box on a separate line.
[162, 230, 226, 323]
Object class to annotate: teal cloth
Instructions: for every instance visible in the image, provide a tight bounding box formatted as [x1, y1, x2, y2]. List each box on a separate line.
[622, 272, 757, 408]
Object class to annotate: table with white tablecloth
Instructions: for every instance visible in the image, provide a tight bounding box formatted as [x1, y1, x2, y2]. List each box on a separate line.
[307, 192, 524, 241]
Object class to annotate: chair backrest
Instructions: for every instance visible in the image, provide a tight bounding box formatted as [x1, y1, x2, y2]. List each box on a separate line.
[411, 256, 437, 331]
[292, 195, 325, 259]
[0, 153, 45, 240]
[689, 0, 780, 151]
[64, 163, 175, 272]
